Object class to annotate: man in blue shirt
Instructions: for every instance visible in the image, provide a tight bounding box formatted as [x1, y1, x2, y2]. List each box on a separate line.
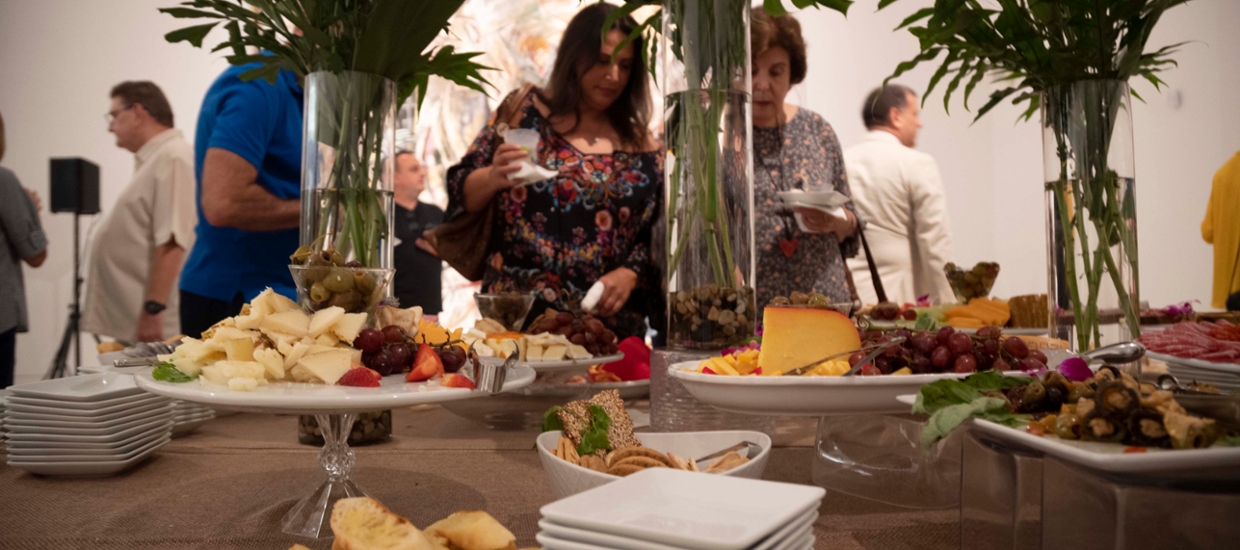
[179, 61, 303, 336]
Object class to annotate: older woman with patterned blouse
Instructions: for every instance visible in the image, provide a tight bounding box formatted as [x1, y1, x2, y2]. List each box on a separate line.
[446, 3, 661, 339]
[749, 9, 862, 308]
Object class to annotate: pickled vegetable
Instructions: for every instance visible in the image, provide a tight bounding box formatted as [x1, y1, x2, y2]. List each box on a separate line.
[1094, 381, 1138, 420]
[1079, 411, 1126, 443]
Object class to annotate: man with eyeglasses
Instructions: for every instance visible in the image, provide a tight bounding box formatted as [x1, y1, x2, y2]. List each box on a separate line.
[82, 81, 196, 344]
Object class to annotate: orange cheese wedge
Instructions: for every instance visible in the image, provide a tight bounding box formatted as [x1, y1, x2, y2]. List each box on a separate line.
[758, 307, 861, 376]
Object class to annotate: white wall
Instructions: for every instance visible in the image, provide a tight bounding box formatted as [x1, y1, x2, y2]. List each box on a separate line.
[0, 0, 1235, 385]
[795, 0, 1240, 306]
[0, 0, 228, 384]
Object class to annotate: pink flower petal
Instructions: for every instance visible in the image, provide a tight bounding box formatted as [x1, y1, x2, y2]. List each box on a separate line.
[1057, 357, 1092, 382]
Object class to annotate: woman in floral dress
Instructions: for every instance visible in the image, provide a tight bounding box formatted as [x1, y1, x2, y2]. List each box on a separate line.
[446, 3, 661, 339]
[750, 9, 862, 308]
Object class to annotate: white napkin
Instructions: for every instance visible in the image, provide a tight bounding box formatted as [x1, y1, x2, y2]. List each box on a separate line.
[581, 281, 605, 312]
[509, 160, 558, 186]
[791, 204, 848, 233]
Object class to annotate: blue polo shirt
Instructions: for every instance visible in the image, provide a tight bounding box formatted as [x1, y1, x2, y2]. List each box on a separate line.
[181, 61, 303, 302]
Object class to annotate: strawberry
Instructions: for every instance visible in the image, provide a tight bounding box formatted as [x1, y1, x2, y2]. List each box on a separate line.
[441, 373, 475, 390]
[406, 343, 444, 382]
[339, 367, 381, 388]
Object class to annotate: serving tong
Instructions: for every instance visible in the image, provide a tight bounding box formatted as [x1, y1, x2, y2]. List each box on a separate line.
[111, 341, 180, 368]
[780, 337, 906, 377]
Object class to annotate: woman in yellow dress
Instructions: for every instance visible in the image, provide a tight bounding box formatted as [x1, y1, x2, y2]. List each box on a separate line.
[1202, 151, 1240, 311]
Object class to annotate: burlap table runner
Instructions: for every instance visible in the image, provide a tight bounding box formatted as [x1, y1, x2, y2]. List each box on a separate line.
[0, 406, 958, 549]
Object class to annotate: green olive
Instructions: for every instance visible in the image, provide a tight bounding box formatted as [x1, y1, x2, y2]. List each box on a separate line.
[310, 281, 331, 303]
[328, 290, 362, 312]
[789, 291, 809, 305]
[353, 270, 377, 295]
[323, 270, 354, 293]
[289, 245, 315, 266]
[1023, 381, 1047, 407]
[327, 250, 345, 267]
[770, 296, 791, 306]
[807, 293, 830, 308]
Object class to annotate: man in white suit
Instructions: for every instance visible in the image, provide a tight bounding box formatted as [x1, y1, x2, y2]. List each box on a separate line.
[844, 84, 955, 305]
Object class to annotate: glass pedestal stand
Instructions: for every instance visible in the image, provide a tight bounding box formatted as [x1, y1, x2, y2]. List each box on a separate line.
[282, 414, 366, 538]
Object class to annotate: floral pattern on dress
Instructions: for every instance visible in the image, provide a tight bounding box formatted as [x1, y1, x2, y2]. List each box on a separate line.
[752, 108, 862, 309]
[446, 104, 663, 338]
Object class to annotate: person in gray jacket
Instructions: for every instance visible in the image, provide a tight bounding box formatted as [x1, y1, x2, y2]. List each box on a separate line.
[0, 112, 49, 388]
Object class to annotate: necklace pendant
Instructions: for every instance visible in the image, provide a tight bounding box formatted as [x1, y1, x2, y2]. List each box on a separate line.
[779, 238, 799, 259]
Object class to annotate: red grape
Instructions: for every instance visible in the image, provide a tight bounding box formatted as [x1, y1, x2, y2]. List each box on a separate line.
[993, 358, 1013, 371]
[875, 357, 892, 373]
[848, 351, 865, 366]
[894, 329, 913, 341]
[353, 328, 385, 353]
[1029, 350, 1047, 365]
[931, 346, 952, 368]
[382, 325, 405, 344]
[1002, 337, 1030, 359]
[912, 354, 932, 373]
[388, 343, 413, 369]
[439, 348, 465, 373]
[370, 349, 400, 376]
[976, 326, 992, 339]
[953, 354, 978, 373]
[936, 326, 956, 345]
[989, 326, 1003, 339]
[859, 365, 882, 376]
[983, 339, 1000, 355]
[902, 309, 917, 321]
[912, 333, 937, 353]
[1018, 359, 1044, 373]
[947, 332, 973, 355]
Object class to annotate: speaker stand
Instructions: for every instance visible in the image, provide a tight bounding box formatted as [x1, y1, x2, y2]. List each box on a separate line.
[46, 211, 83, 379]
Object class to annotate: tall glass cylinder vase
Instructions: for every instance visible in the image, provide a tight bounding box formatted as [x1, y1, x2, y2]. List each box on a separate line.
[300, 71, 397, 270]
[662, 0, 756, 350]
[1041, 79, 1140, 351]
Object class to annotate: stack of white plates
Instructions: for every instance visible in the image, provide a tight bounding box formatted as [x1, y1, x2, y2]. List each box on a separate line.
[3, 373, 174, 476]
[0, 389, 8, 448]
[172, 400, 215, 436]
[537, 468, 823, 550]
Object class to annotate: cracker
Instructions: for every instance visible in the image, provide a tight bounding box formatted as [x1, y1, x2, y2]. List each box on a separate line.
[607, 464, 646, 477]
[613, 456, 666, 470]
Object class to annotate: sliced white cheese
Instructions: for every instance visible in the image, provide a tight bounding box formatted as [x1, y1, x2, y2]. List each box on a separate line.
[331, 313, 367, 343]
[224, 337, 255, 362]
[172, 357, 202, 377]
[308, 306, 345, 338]
[543, 344, 568, 361]
[266, 290, 300, 313]
[260, 310, 310, 338]
[211, 327, 259, 344]
[566, 344, 592, 360]
[228, 378, 260, 392]
[253, 347, 285, 380]
[526, 344, 545, 361]
[283, 342, 312, 369]
[296, 348, 354, 385]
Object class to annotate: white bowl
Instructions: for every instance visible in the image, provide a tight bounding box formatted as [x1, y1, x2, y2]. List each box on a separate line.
[536, 430, 772, 500]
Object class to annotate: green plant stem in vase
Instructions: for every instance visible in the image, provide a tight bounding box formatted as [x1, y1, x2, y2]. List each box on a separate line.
[878, 0, 1191, 350]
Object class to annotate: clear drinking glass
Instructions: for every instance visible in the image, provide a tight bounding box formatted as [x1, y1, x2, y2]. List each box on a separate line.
[1041, 80, 1139, 351]
[661, 0, 757, 350]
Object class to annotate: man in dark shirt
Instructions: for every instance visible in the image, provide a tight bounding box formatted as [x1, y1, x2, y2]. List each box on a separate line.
[392, 151, 444, 314]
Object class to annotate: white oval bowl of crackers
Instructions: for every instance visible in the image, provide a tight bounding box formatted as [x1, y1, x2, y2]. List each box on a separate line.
[537, 429, 772, 500]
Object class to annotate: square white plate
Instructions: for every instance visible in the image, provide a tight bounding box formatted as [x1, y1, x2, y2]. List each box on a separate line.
[6, 436, 168, 476]
[751, 509, 816, 550]
[4, 417, 172, 443]
[7, 434, 169, 462]
[4, 411, 172, 435]
[4, 401, 173, 425]
[5, 394, 168, 417]
[7, 373, 143, 402]
[173, 411, 215, 423]
[5, 425, 163, 450]
[535, 528, 812, 550]
[6, 430, 166, 456]
[540, 468, 824, 550]
[539, 511, 815, 550]
[6, 391, 160, 411]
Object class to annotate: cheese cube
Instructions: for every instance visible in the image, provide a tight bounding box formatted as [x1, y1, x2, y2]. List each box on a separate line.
[543, 344, 568, 361]
[224, 337, 255, 362]
[296, 349, 354, 385]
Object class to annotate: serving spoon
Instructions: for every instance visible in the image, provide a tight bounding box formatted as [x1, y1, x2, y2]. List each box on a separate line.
[780, 337, 906, 377]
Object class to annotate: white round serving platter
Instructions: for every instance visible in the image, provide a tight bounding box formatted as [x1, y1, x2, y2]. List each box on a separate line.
[864, 321, 1048, 336]
[134, 365, 536, 414]
[668, 361, 967, 416]
[479, 352, 624, 373]
[1145, 351, 1240, 375]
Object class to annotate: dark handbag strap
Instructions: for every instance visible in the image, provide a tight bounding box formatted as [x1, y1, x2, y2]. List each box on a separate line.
[858, 226, 888, 303]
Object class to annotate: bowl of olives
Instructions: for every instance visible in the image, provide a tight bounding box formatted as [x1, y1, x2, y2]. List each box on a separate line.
[289, 248, 393, 314]
[944, 261, 1000, 303]
[474, 292, 536, 332]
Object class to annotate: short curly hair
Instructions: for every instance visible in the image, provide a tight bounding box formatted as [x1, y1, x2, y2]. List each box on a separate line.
[751, 8, 808, 85]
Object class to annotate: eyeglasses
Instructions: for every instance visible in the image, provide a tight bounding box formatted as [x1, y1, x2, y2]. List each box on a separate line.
[105, 104, 134, 123]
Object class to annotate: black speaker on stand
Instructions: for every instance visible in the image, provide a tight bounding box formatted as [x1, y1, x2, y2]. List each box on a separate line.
[45, 158, 100, 380]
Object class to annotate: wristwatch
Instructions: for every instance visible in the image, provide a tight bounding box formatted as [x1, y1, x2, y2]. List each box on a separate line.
[143, 300, 167, 315]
